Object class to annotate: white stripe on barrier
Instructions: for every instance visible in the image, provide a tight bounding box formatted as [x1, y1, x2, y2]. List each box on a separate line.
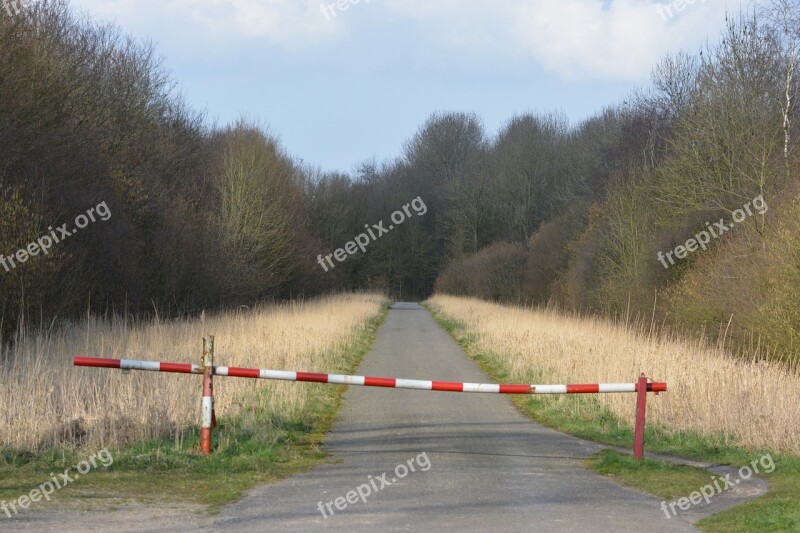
[463, 383, 500, 393]
[534, 385, 568, 394]
[121, 359, 161, 372]
[396, 379, 432, 390]
[328, 374, 366, 385]
[201, 396, 213, 427]
[599, 384, 635, 393]
[260, 369, 297, 381]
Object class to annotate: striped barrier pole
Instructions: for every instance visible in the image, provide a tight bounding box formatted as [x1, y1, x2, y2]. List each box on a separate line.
[74, 355, 666, 456]
[73, 356, 667, 395]
[200, 335, 214, 455]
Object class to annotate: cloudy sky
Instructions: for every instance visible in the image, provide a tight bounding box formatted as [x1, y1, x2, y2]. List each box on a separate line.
[68, 0, 755, 174]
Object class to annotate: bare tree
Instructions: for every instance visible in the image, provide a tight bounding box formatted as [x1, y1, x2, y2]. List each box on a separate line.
[404, 112, 489, 257]
[761, 0, 800, 183]
[651, 52, 700, 119]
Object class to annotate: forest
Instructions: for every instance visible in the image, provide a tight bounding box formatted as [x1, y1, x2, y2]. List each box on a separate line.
[1, 0, 799, 363]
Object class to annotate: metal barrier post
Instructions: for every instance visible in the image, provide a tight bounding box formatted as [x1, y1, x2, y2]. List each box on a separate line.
[633, 373, 648, 461]
[200, 335, 215, 455]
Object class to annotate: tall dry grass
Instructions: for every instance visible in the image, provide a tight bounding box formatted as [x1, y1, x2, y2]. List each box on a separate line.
[0, 293, 384, 452]
[428, 295, 800, 454]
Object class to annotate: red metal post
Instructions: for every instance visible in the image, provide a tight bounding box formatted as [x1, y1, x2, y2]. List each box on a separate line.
[633, 373, 648, 461]
[200, 335, 215, 455]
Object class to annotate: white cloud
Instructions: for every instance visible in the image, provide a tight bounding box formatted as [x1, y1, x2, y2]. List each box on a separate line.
[70, 0, 753, 80]
[382, 0, 747, 81]
[509, 0, 734, 80]
[70, 0, 341, 45]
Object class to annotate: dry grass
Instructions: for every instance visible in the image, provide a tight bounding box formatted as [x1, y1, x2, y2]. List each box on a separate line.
[0, 293, 384, 452]
[428, 294, 800, 454]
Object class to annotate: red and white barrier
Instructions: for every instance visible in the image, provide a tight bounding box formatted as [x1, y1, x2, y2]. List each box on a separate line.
[215, 367, 668, 395]
[75, 348, 666, 459]
[73, 356, 667, 395]
[200, 337, 215, 455]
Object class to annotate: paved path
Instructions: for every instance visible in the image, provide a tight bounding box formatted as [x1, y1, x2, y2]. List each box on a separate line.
[215, 302, 696, 532]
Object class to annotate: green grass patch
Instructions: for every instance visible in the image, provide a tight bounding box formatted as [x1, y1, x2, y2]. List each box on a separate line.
[695, 458, 800, 532]
[587, 449, 714, 501]
[425, 301, 800, 532]
[0, 302, 391, 513]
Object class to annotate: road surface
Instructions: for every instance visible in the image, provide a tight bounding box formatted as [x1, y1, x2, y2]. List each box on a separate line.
[216, 302, 696, 532]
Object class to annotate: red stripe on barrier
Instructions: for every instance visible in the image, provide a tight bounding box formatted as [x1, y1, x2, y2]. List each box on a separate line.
[500, 384, 533, 394]
[364, 376, 396, 388]
[296, 372, 329, 383]
[566, 384, 600, 394]
[75, 357, 121, 369]
[160, 362, 196, 374]
[646, 382, 668, 392]
[226, 367, 261, 379]
[432, 381, 464, 392]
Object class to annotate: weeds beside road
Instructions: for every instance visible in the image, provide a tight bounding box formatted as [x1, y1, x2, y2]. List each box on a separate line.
[426, 294, 799, 453]
[0, 294, 388, 511]
[426, 295, 800, 532]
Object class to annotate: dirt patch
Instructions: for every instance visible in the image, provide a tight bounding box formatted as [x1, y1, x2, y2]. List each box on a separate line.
[2, 499, 213, 532]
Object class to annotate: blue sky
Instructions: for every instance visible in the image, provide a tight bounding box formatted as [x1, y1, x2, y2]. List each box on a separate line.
[69, 0, 753, 174]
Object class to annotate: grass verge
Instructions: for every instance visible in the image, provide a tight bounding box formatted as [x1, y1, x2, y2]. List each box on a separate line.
[0, 301, 390, 513]
[425, 302, 800, 532]
[588, 449, 717, 501]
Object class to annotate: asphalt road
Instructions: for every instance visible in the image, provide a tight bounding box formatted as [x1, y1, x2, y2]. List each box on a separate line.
[215, 302, 696, 532]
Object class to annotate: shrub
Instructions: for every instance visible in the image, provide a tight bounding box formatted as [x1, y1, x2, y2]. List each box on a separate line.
[435, 243, 526, 303]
